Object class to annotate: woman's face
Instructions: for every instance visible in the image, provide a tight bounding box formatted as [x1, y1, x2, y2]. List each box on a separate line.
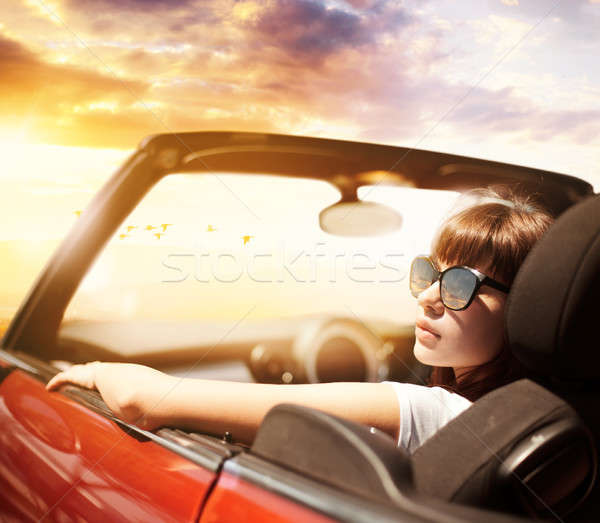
[413, 260, 507, 376]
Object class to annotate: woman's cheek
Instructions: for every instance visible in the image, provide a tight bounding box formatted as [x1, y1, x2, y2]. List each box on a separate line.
[459, 307, 505, 365]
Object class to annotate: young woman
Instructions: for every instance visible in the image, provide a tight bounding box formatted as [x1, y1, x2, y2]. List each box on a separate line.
[46, 187, 554, 453]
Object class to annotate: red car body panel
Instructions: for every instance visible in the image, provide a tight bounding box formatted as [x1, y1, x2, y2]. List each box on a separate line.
[0, 367, 216, 522]
[199, 471, 335, 523]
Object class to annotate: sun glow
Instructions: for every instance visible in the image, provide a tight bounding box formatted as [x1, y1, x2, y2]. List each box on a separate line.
[0, 138, 132, 320]
[87, 101, 120, 113]
[0, 139, 132, 242]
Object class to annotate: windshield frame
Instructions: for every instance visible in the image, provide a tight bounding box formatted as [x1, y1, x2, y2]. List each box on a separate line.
[1, 131, 592, 359]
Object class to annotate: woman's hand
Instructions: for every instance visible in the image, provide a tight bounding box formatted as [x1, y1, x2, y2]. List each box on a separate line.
[46, 362, 173, 430]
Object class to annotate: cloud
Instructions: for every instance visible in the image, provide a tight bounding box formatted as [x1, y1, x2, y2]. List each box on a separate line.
[246, 0, 412, 64]
[0, 0, 422, 147]
[0, 34, 33, 61]
[64, 0, 196, 10]
[253, 0, 368, 55]
[446, 85, 600, 144]
[0, 34, 156, 146]
[343, 0, 378, 7]
[52, 0, 413, 67]
[491, 0, 600, 41]
[0, 0, 598, 154]
[0, 35, 145, 98]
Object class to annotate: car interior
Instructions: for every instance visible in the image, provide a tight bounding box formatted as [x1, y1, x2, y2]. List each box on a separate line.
[1, 132, 598, 521]
[248, 192, 600, 521]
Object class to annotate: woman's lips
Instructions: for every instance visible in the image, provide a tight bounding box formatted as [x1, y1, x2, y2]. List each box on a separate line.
[415, 320, 441, 339]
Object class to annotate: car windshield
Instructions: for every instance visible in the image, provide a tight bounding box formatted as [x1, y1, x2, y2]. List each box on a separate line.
[56, 172, 458, 375]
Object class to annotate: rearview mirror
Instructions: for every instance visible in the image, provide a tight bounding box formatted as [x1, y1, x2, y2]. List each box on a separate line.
[319, 201, 403, 237]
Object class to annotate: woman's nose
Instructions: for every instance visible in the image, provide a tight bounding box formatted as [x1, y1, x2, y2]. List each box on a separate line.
[417, 281, 444, 314]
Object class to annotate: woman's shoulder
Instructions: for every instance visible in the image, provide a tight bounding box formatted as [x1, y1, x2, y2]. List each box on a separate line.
[384, 380, 471, 408]
[384, 381, 473, 427]
[383, 380, 472, 452]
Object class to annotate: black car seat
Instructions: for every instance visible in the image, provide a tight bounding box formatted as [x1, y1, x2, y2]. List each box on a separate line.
[411, 193, 600, 519]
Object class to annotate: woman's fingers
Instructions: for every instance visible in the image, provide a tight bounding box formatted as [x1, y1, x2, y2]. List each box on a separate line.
[46, 371, 76, 391]
[46, 362, 101, 391]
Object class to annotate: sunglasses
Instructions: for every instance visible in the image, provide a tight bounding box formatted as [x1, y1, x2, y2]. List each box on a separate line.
[409, 255, 510, 311]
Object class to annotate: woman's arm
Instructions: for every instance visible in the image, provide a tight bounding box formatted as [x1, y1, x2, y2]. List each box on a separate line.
[46, 362, 400, 445]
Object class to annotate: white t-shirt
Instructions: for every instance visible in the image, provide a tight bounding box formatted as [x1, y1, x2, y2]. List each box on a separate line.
[384, 381, 472, 454]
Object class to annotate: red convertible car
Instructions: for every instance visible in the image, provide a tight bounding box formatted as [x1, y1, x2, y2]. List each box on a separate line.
[0, 132, 597, 521]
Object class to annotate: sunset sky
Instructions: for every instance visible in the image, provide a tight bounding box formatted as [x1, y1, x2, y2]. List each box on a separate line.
[1, 0, 599, 320]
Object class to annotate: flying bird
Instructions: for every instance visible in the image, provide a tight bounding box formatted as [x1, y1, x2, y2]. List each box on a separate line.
[160, 223, 172, 232]
[119, 234, 129, 240]
[154, 233, 164, 239]
[126, 225, 137, 232]
[242, 235, 253, 245]
[145, 225, 157, 231]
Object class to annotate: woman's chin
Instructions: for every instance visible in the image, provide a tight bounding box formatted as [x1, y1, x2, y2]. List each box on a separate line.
[413, 340, 441, 366]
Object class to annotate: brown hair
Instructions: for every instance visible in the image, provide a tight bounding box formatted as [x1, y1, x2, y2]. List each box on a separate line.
[428, 186, 554, 401]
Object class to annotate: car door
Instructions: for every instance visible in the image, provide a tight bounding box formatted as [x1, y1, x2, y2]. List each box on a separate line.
[0, 353, 225, 522]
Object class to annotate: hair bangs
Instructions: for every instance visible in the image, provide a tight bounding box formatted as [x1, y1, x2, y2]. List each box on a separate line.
[432, 201, 549, 286]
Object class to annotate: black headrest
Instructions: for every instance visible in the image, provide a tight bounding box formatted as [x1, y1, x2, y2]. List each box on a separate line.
[506, 194, 600, 381]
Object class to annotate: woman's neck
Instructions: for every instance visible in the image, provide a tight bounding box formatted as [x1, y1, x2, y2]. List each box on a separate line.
[453, 365, 479, 382]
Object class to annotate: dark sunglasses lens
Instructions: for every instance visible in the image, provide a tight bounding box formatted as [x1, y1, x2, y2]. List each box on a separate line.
[410, 257, 437, 297]
[441, 268, 477, 310]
